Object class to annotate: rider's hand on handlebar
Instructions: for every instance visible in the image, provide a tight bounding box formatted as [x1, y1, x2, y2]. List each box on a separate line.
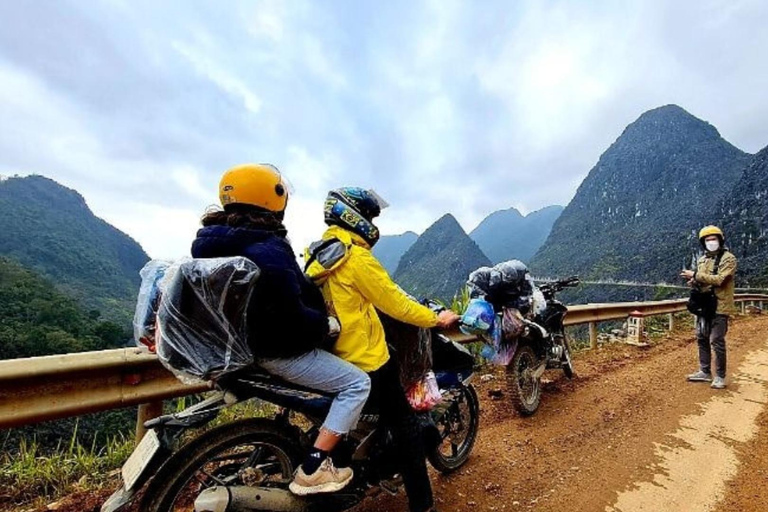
[436, 310, 461, 329]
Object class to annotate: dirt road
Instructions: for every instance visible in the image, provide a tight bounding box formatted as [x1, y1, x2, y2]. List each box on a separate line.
[25, 315, 768, 512]
[354, 314, 768, 512]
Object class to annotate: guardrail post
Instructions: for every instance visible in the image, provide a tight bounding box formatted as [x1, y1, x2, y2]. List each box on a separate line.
[136, 401, 164, 444]
[589, 322, 598, 350]
[740, 301, 746, 314]
[668, 313, 675, 331]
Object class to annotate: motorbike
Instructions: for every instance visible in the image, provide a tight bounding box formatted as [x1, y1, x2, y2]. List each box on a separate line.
[102, 323, 478, 512]
[505, 276, 580, 416]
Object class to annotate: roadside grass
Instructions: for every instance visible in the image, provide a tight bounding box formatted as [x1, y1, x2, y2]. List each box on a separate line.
[0, 398, 278, 510]
[0, 425, 134, 509]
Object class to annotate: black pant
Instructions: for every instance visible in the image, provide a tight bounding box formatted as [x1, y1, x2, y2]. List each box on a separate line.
[368, 359, 434, 512]
[696, 314, 728, 378]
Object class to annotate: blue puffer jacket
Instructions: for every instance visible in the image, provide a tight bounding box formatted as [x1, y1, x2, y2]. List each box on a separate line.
[191, 225, 329, 359]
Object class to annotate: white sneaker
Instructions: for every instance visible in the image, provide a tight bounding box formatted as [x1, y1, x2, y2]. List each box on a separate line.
[288, 458, 353, 495]
[687, 370, 712, 382]
[711, 376, 726, 389]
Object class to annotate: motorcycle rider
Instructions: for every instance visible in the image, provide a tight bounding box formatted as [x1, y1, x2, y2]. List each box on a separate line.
[680, 225, 737, 389]
[191, 164, 371, 495]
[305, 187, 459, 512]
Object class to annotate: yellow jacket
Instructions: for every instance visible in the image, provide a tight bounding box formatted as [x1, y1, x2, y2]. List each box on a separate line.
[305, 225, 439, 372]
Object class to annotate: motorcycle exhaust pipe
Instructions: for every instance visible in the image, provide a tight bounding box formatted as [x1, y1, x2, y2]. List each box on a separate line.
[194, 486, 311, 512]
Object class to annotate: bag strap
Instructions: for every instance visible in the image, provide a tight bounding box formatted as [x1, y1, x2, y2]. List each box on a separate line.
[713, 251, 724, 276]
[304, 238, 341, 273]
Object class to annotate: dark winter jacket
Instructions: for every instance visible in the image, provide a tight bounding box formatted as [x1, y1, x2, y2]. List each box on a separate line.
[191, 225, 329, 359]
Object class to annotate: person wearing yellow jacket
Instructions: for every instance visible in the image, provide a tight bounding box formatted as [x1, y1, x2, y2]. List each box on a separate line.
[306, 187, 458, 512]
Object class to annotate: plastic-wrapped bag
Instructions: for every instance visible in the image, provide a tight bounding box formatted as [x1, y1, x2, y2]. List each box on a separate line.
[501, 307, 525, 340]
[133, 260, 172, 351]
[478, 316, 516, 366]
[156, 256, 260, 384]
[379, 311, 433, 390]
[406, 371, 442, 411]
[459, 298, 496, 336]
[467, 260, 535, 315]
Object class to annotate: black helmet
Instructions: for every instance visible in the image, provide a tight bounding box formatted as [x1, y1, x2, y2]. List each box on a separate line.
[324, 187, 387, 247]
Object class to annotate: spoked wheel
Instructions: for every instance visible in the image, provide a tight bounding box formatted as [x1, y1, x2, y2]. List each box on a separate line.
[506, 344, 542, 416]
[142, 419, 300, 512]
[427, 384, 479, 473]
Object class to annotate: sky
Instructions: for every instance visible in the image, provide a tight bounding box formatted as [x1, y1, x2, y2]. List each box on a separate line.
[1, 0, 767, 259]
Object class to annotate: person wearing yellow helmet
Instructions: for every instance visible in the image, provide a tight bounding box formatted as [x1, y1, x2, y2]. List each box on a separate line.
[192, 164, 371, 495]
[680, 225, 737, 389]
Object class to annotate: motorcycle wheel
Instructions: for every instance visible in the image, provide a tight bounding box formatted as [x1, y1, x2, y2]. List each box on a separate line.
[141, 418, 300, 512]
[506, 344, 542, 416]
[561, 336, 575, 379]
[427, 384, 479, 473]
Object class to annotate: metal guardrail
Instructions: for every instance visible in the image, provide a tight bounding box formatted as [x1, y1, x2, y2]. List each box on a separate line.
[1, 294, 767, 433]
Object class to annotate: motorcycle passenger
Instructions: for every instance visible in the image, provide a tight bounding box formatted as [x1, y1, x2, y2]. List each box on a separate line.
[191, 164, 371, 495]
[305, 187, 460, 512]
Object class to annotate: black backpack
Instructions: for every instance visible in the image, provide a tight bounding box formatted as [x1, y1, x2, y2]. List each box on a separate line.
[686, 252, 722, 320]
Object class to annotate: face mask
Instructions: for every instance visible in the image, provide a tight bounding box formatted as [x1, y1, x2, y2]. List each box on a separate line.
[705, 240, 720, 252]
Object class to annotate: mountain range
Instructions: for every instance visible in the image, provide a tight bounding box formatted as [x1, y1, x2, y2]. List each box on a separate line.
[470, 205, 564, 264]
[716, 146, 768, 286]
[372, 231, 419, 274]
[393, 214, 491, 301]
[531, 105, 751, 284]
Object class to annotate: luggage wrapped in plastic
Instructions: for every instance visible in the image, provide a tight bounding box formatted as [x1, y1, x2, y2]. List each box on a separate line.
[155, 256, 260, 384]
[501, 307, 525, 340]
[467, 260, 536, 315]
[461, 298, 515, 365]
[478, 316, 515, 366]
[379, 311, 433, 390]
[133, 260, 172, 351]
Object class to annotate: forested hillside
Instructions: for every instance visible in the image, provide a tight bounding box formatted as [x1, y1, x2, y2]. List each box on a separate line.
[0, 175, 149, 325]
[0, 257, 127, 359]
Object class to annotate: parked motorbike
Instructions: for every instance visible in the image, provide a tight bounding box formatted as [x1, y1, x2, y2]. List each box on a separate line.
[505, 276, 580, 416]
[102, 323, 478, 512]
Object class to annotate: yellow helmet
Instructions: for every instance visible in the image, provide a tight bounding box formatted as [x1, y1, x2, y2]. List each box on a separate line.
[219, 163, 288, 213]
[698, 225, 724, 240]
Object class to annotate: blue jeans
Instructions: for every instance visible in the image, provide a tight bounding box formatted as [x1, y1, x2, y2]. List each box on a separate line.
[258, 349, 371, 435]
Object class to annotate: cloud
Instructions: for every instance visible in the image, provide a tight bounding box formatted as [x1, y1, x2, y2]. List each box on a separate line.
[1, 0, 767, 258]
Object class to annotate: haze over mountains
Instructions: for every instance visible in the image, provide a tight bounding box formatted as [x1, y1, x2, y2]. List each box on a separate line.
[1, 103, 766, 340]
[373, 206, 563, 277]
[470, 205, 564, 264]
[393, 214, 491, 301]
[391, 104, 768, 299]
[372, 231, 419, 274]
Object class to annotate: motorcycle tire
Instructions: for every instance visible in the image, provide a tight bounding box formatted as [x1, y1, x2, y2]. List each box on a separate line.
[141, 418, 301, 512]
[506, 344, 542, 416]
[427, 384, 480, 473]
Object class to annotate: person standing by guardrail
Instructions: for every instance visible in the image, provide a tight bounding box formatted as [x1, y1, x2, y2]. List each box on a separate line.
[680, 225, 737, 389]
